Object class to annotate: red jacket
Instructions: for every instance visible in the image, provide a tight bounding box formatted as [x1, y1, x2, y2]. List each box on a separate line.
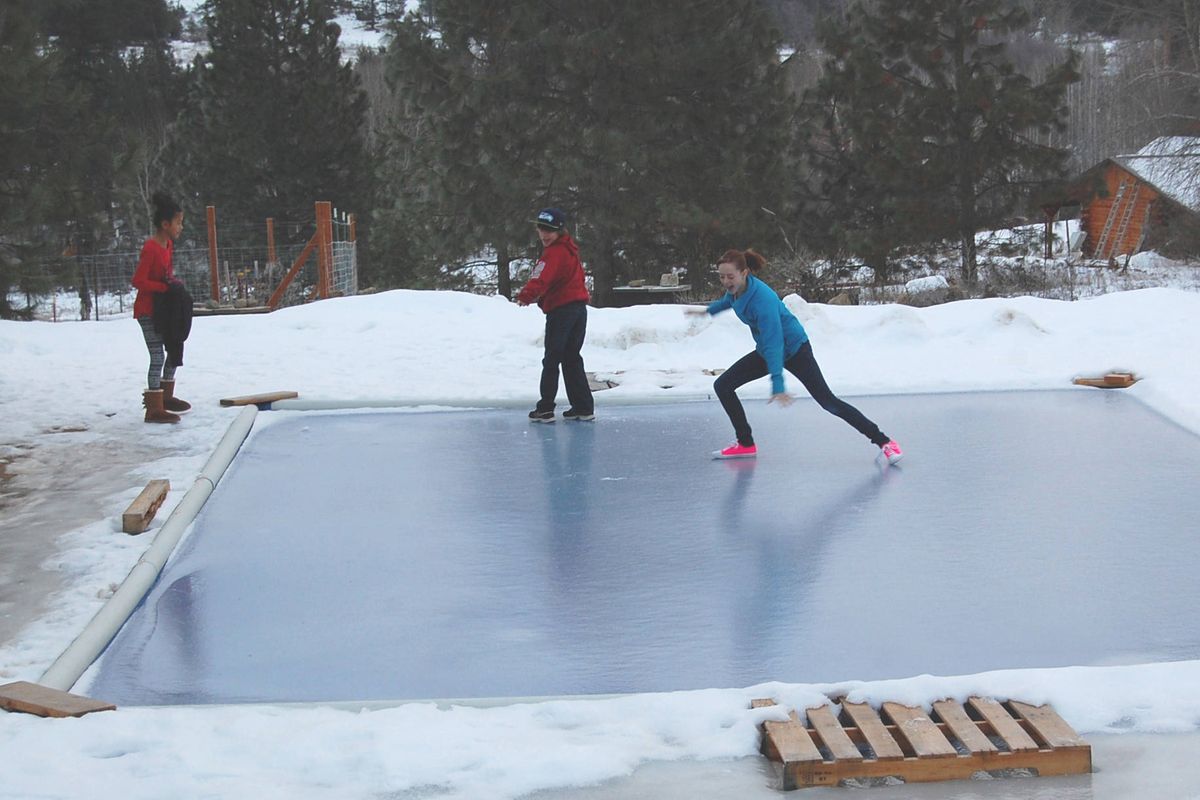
[132, 238, 175, 318]
[517, 233, 590, 312]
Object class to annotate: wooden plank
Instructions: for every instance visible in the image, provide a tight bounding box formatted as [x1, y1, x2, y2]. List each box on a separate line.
[883, 702, 958, 758]
[1007, 701, 1089, 749]
[0, 681, 115, 718]
[968, 697, 1039, 752]
[752, 702, 841, 790]
[753, 699, 823, 764]
[805, 705, 863, 762]
[121, 479, 170, 534]
[1102, 372, 1137, 387]
[785, 747, 1090, 786]
[191, 305, 271, 317]
[219, 391, 299, 407]
[842, 702, 905, 760]
[765, 712, 824, 764]
[1073, 372, 1137, 389]
[267, 233, 318, 310]
[933, 699, 998, 754]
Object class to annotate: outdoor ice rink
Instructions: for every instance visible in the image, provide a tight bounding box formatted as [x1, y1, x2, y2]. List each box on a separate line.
[87, 390, 1200, 706]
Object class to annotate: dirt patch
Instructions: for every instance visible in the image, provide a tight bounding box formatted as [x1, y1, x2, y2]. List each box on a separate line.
[0, 445, 36, 514]
[0, 436, 169, 648]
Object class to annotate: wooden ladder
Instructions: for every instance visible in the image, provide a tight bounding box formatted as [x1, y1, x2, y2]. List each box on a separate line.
[1107, 179, 1142, 259]
[1094, 177, 1138, 260]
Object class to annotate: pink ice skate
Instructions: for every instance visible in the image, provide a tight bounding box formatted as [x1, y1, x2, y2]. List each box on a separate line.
[712, 442, 757, 460]
[880, 439, 903, 466]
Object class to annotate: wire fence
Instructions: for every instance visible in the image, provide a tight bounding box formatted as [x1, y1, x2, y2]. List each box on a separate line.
[4, 208, 357, 321]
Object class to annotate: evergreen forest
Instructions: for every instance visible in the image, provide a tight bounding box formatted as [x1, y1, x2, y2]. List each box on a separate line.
[2, 0, 1198, 317]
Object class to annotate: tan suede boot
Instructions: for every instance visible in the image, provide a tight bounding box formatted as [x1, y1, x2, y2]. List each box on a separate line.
[160, 379, 192, 414]
[143, 389, 181, 424]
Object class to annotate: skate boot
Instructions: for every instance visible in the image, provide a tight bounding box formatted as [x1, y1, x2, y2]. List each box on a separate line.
[712, 442, 756, 460]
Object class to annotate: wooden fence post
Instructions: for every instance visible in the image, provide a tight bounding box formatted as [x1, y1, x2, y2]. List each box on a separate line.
[348, 213, 356, 243]
[266, 217, 276, 265]
[206, 205, 219, 304]
[315, 201, 333, 299]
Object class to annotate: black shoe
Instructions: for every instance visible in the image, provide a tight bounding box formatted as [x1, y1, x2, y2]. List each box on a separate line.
[563, 408, 595, 421]
[528, 409, 555, 423]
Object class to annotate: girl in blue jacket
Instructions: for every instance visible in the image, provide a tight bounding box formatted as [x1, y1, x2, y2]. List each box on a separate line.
[689, 248, 903, 464]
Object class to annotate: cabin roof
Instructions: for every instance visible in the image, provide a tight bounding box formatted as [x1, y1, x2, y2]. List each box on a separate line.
[1113, 136, 1200, 213]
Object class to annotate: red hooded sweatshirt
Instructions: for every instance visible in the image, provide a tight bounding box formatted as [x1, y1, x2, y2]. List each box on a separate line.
[131, 237, 175, 318]
[517, 232, 590, 312]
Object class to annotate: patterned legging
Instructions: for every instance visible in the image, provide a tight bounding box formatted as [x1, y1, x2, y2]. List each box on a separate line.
[138, 316, 176, 390]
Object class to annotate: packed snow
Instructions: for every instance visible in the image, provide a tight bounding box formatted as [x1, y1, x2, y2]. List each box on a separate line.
[2, 284, 1199, 798]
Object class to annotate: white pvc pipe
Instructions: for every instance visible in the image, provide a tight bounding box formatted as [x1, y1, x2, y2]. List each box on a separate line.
[271, 393, 718, 412]
[143, 691, 638, 713]
[269, 387, 925, 414]
[40, 405, 259, 692]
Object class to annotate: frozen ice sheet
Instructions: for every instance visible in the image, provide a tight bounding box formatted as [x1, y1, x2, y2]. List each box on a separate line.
[88, 391, 1200, 705]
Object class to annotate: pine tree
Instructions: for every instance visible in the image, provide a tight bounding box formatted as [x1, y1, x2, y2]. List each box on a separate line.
[381, 0, 794, 302]
[112, 41, 187, 243]
[799, 8, 921, 282]
[38, 0, 183, 247]
[804, 0, 1079, 286]
[0, 0, 86, 318]
[380, 0, 555, 296]
[177, 0, 369, 236]
[551, 0, 793, 304]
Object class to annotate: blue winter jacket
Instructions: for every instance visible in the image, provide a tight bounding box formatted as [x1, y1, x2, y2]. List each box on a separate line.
[707, 274, 809, 395]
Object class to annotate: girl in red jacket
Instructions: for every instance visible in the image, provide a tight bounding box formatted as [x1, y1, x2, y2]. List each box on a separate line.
[131, 192, 190, 423]
[517, 208, 595, 422]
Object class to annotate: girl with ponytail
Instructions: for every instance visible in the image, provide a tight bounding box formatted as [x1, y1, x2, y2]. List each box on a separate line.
[131, 192, 190, 423]
[687, 248, 902, 464]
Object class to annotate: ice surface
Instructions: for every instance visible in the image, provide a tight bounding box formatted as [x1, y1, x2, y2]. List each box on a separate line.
[87, 391, 1200, 705]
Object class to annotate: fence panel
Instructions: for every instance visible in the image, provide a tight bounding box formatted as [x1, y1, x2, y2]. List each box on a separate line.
[5, 237, 356, 321]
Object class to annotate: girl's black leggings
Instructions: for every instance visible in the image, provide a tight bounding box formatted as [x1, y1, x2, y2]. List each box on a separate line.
[713, 341, 888, 448]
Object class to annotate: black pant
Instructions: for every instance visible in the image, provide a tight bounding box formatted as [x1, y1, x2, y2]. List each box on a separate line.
[713, 341, 888, 447]
[538, 301, 594, 413]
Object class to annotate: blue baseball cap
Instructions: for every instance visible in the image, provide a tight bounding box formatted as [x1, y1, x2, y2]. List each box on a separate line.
[534, 207, 567, 231]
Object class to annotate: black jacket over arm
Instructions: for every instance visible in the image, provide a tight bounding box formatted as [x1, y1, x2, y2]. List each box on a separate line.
[153, 282, 193, 367]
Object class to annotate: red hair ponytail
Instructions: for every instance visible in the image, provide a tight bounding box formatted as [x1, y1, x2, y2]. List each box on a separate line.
[718, 248, 767, 273]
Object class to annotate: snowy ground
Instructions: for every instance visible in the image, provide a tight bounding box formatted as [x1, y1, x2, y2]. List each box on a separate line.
[2, 285, 1200, 798]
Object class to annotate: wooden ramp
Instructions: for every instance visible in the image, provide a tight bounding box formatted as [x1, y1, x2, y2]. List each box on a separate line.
[754, 697, 1091, 790]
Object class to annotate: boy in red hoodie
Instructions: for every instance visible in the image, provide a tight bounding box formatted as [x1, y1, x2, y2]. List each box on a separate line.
[517, 208, 595, 422]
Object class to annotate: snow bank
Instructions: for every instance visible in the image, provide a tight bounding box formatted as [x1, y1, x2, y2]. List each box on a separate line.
[3, 286, 1200, 799]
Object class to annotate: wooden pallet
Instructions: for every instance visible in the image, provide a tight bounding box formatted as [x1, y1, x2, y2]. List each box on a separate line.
[1073, 371, 1137, 389]
[754, 697, 1091, 790]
